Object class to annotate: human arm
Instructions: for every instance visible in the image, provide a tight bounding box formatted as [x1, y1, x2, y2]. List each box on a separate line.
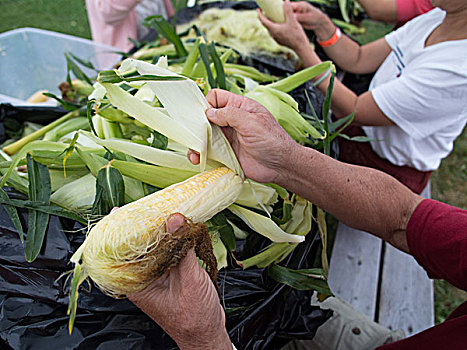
[357, 0, 398, 22]
[275, 143, 422, 252]
[356, 0, 435, 23]
[260, 1, 391, 75]
[128, 213, 232, 350]
[258, 1, 393, 124]
[193, 90, 422, 252]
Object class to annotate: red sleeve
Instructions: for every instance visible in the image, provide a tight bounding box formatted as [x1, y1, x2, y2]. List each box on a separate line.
[396, 0, 434, 22]
[406, 199, 467, 291]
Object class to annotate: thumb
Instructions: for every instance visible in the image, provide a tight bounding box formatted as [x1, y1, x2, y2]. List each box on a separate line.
[294, 12, 308, 23]
[284, 0, 295, 22]
[257, 8, 276, 29]
[206, 106, 246, 130]
[166, 213, 186, 233]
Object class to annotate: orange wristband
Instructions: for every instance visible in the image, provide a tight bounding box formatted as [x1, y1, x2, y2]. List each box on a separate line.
[317, 27, 341, 47]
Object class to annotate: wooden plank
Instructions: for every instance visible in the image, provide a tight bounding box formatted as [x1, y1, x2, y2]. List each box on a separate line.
[328, 223, 382, 319]
[378, 243, 434, 336]
[420, 180, 431, 199]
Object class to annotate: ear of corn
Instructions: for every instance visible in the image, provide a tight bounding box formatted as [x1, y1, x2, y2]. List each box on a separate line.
[246, 86, 324, 144]
[70, 167, 243, 297]
[81, 130, 205, 171]
[113, 58, 243, 175]
[228, 204, 304, 243]
[67, 58, 309, 333]
[256, 0, 286, 23]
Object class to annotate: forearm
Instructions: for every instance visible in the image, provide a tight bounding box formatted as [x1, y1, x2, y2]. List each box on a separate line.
[276, 144, 423, 252]
[292, 48, 365, 121]
[176, 328, 232, 350]
[297, 15, 371, 74]
[294, 45, 392, 124]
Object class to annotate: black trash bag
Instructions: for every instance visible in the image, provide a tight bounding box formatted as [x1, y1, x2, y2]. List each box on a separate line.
[0, 104, 67, 144]
[0, 184, 331, 350]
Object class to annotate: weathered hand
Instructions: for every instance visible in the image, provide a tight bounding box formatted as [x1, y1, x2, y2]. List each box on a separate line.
[257, 0, 309, 52]
[189, 89, 297, 184]
[128, 213, 231, 350]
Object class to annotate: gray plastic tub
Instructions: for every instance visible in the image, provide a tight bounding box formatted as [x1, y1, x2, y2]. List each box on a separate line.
[0, 28, 119, 104]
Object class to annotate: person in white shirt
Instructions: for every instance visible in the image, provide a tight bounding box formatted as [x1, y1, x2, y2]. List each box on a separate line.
[259, 0, 467, 194]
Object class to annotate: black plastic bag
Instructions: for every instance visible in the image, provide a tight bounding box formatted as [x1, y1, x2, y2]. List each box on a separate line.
[0, 183, 330, 350]
[0, 104, 67, 144]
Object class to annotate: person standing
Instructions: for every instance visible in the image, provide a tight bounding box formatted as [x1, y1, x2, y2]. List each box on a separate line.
[86, 0, 174, 51]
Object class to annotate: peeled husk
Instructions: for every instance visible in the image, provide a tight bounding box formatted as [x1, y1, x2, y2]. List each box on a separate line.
[80, 217, 217, 299]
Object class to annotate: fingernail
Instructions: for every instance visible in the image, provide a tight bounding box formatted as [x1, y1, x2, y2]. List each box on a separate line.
[189, 152, 196, 163]
[206, 108, 216, 118]
[167, 213, 184, 227]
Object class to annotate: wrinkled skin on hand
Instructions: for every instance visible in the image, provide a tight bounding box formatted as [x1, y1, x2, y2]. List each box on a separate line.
[128, 214, 231, 350]
[189, 89, 296, 185]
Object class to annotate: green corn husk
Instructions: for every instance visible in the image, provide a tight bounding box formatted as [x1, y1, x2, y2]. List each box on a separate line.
[224, 63, 277, 83]
[266, 61, 334, 93]
[122, 175, 145, 203]
[181, 37, 202, 76]
[42, 117, 89, 141]
[111, 159, 197, 189]
[239, 196, 313, 268]
[51, 173, 96, 211]
[50, 168, 90, 192]
[2, 110, 79, 155]
[210, 229, 228, 270]
[246, 86, 324, 145]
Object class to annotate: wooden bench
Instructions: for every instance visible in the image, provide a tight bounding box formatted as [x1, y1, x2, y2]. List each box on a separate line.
[327, 183, 434, 337]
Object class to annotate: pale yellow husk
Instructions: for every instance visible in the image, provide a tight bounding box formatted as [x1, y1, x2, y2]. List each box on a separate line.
[72, 167, 243, 297]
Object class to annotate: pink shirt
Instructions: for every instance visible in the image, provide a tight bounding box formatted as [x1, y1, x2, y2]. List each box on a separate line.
[397, 0, 434, 22]
[85, 0, 174, 52]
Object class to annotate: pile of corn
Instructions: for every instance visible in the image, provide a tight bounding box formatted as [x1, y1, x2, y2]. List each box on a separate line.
[0, 26, 336, 332]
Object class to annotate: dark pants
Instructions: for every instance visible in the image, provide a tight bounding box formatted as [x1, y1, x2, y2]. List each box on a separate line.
[338, 127, 431, 195]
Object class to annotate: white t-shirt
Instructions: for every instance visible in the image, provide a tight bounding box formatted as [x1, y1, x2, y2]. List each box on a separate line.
[362, 8, 467, 171]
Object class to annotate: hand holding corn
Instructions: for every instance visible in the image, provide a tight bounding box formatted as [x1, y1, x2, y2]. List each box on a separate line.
[287, 1, 329, 31]
[129, 213, 231, 350]
[189, 89, 296, 184]
[257, 0, 309, 52]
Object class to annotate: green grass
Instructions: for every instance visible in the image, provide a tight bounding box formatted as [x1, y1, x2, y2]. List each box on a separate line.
[0, 0, 91, 39]
[0, 0, 465, 328]
[432, 126, 467, 210]
[434, 279, 467, 324]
